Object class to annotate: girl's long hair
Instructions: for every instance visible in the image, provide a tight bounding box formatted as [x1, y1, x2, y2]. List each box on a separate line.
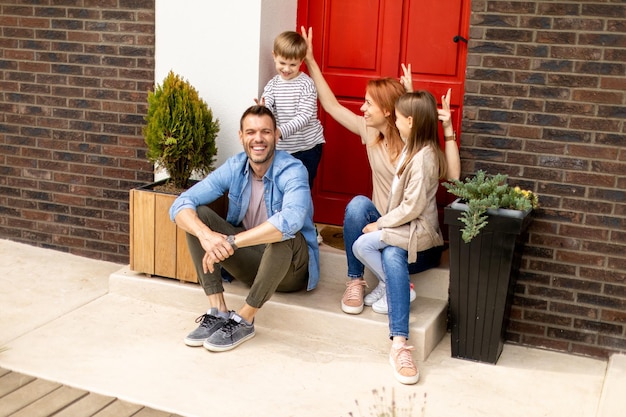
[366, 78, 406, 164]
[394, 91, 447, 179]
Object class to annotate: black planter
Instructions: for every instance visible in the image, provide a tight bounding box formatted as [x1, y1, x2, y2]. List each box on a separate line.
[444, 199, 532, 364]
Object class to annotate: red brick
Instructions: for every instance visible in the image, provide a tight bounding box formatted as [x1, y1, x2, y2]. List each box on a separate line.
[601, 309, 626, 323]
[601, 77, 626, 91]
[550, 301, 599, 320]
[531, 234, 580, 250]
[524, 311, 573, 327]
[598, 336, 626, 350]
[520, 336, 569, 352]
[609, 253, 626, 270]
[571, 344, 612, 359]
[508, 320, 547, 336]
[573, 89, 623, 104]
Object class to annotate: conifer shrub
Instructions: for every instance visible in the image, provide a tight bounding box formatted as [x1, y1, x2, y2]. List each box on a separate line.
[143, 71, 219, 190]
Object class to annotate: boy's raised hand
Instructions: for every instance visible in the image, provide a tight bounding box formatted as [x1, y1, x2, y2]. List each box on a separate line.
[254, 97, 266, 106]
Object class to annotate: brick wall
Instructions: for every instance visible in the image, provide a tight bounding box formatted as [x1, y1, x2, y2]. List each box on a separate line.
[464, 1, 626, 358]
[0, 0, 155, 263]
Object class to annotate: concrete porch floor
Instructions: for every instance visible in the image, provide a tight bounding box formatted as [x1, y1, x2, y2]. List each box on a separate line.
[0, 238, 624, 417]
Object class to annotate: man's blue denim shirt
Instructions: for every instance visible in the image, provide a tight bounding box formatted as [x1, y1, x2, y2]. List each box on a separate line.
[169, 150, 320, 290]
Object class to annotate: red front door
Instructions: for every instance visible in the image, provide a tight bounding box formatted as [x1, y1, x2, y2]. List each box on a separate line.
[297, 0, 470, 225]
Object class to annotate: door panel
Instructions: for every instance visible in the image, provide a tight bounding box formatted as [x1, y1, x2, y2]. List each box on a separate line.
[403, 1, 464, 77]
[326, 1, 379, 70]
[315, 100, 371, 220]
[298, 0, 470, 225]
[318, 103, 371, 196]
[315, 0, 403, 98]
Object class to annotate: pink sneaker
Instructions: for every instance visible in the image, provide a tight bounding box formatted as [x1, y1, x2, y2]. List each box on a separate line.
[341, 279, 367, 314]
[389, 344, 419, 385]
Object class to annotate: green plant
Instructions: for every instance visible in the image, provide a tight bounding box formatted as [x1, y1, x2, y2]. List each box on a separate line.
[444, 170, 538, 243]
[143, 70, 219, 190]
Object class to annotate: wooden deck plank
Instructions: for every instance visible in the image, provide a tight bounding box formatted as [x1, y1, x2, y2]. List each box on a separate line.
[132, 407, 176, 417]
[0, 371, 36, 397]
[51, 392, 117, 417]
[9, 385, 87, 417]
[0, 368, 177, 417]
[0, 378, 60, 417]
[91, 399, 144, 417]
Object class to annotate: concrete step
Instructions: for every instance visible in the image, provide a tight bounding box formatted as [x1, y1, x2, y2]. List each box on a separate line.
[109, 243, 450, 361]
[596, 353, 626, 417]
[319, 244, 451, 301]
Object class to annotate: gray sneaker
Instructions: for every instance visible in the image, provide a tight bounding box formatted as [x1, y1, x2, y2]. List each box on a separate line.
[184, 308, 229, 347]
[203, 312, 255, 352]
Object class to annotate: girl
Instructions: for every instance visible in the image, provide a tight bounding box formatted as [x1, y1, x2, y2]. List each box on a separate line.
[352, 91, 447, 384]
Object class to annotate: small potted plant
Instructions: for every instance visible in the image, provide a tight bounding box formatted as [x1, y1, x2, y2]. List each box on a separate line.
[443, 170, 538, 364]
[130, 71, 221, 282]
[444, 170, 539, 242]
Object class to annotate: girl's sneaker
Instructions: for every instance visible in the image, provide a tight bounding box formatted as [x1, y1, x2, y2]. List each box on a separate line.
[372, 283, 416, 314]
[364, 282, 386, 306]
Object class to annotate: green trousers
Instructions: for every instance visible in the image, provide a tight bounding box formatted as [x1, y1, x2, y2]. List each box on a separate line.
[185, 205, 309, 308]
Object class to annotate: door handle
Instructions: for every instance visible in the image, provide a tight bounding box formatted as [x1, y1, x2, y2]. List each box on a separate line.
[453, 35, 468, 43]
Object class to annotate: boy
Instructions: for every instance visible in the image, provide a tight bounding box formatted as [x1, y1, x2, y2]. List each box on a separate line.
[258, 30, 325, 189]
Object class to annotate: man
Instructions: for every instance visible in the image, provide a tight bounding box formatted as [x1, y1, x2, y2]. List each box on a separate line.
[169, 105, 319, 352]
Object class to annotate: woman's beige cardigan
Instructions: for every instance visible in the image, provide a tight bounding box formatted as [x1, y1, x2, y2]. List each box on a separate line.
[376, 145, 444, 264]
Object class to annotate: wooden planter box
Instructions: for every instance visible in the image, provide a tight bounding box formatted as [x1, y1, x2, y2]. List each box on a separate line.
[129, 180, 227, 283]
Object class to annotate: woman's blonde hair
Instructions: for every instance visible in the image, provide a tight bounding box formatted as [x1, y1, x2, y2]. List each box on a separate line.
[394, 91, 447, 179]
[366, 78, 406, 164]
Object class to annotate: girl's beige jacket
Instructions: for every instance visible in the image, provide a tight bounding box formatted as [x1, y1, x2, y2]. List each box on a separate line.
[376, 145, 444, 263]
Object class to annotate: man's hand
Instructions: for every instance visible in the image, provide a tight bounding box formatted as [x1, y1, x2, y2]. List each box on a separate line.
[197, 231, 235, 273]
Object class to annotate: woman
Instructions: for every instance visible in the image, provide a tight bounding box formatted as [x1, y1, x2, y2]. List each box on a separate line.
[352, 91, 447, 383]
[300, 27, 460, 315]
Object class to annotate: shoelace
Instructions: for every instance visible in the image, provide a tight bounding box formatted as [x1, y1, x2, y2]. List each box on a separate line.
[344, 280, 367, 301]
[393, 345, 417, 372]
[218, 319, 239, 335]
[195, 313, 220, 328]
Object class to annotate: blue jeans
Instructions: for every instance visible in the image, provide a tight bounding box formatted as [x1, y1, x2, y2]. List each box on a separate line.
[292, 144, 323, 189]
[382, 245, 412, 339]
[343, 196, 381, 279]
[352, 230, 388, 283]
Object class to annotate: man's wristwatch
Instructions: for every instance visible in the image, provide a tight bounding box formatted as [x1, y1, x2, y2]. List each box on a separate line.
[226, 235, 238, 250]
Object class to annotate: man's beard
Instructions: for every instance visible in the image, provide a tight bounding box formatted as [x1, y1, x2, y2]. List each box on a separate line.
[246, 141, 275, 165]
